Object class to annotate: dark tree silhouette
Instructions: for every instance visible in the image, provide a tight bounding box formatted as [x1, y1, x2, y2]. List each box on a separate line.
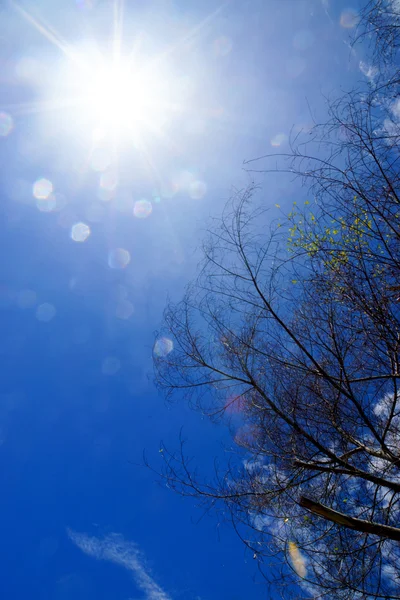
[358, 0, 400, 71]
[153, 2, 400, 598]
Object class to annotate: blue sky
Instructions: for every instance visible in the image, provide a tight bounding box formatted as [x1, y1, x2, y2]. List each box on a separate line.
[0, 1, 367, 598]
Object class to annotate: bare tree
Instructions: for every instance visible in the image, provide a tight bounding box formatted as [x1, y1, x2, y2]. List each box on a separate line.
[357, 0, 400, 72]
[153, 3, 400, 598]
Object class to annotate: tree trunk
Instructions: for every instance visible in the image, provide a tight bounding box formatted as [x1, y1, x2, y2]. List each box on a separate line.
[300, 496, 400, 542]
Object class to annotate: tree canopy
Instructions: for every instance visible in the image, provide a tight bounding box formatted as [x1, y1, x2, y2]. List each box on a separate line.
[153, 2, 400, 597]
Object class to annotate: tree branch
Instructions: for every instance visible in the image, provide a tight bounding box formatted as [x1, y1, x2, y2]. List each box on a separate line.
[300, 496, 400, 542]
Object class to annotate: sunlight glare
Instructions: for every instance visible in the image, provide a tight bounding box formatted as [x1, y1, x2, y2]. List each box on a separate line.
[60, 49, 174, 141]
[88, 62, 146, 130]
[10, 0, 220, 168]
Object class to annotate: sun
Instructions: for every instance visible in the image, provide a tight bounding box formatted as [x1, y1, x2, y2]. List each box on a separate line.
[84, 61, 150, 131]
[57, 48, 175, 144]
[9, 1, 179, 148]
[9, 0, 224, 165]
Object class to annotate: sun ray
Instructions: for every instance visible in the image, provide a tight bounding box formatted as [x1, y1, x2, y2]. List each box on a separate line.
[1, 97, 86, 117]
[126, 31, 146, 65]
[112, 0, 125, 61]
[131, 137, 164, 190]
[144, 2, 229, 72]
[11, 1, 78, 62]
[8, 0, 227, 183]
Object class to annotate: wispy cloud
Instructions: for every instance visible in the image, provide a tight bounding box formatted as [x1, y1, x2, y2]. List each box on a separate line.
[67, 529, 172, 600]
[321, 0, 332, 21]
[359, 60, 378, 81]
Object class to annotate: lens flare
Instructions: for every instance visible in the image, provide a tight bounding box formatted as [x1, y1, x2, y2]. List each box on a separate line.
[133, 199, 152, 218]
[340, 9, 359, 28]
[36, 302, 56, 322]
[271, 133, 288, 147]
[33, 178, 53, 200]
[36, 195, 57, 212]
[108, 248, 131, 269]
[100, 170, 118, 191]
[0, 112, 14, 137]
[102, 356, 121, 375]
[71, 222, 91, 242]
[288, 542, 307, 578]
[189, 180, 207, 200]
[153, 337, 174, 357]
